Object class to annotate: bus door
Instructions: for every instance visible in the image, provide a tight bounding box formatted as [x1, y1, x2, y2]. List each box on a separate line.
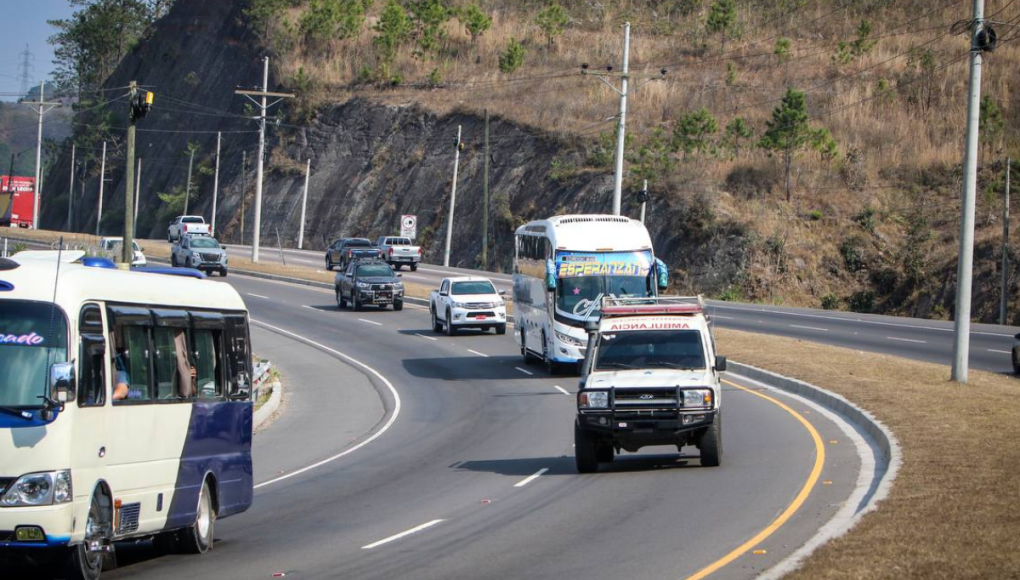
[70, 304, 111, 519]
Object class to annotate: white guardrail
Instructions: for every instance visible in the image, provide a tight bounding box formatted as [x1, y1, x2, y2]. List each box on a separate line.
[252, 360, 273, 401]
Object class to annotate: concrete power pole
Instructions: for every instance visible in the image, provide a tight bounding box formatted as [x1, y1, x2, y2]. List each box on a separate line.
[482, 109, 489, 270]
[123, 81, 138, 266]
[240, 150, 247, 245]
[96, 141, 106, 236]
[236, 57, 293, 263]
[184, 148, 195, 216]
[212, 131, 221, 237]
[640, 179, 648, 223]
[951, 0, 986, 384]
[1001, 157, 1011, 325]
[443, 125, 463, 268]
[66, 144, 75, 231]
[26, 81, 59, 230]
[298, 159, 310, 249]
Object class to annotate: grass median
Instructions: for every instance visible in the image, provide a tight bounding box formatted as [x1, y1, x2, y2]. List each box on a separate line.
[717, 328, 1020, 579]
[9, 227, 1019, 577]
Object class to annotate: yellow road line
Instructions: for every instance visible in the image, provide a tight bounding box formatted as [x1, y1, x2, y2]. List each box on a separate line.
[683, 378, 826, 580]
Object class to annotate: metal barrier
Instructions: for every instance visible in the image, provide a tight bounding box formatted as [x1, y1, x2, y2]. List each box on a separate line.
[253, 360, 273, 401]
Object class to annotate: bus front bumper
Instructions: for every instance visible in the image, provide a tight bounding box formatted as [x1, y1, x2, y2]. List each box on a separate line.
[0, 504, 74, 549]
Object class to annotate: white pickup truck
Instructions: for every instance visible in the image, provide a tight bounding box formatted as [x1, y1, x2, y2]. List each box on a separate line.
[430, 277, 507, 335]
[168, 215, 211, 242]
[375, 236, 421, 271]
[574, 296, 726, 473]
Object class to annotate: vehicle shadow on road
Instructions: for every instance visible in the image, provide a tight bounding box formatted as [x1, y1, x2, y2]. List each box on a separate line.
[402, 356, 549, 380]
[454, 456, 576, 476]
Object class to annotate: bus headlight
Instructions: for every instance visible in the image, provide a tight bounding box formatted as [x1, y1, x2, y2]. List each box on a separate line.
[683, 389, 713, 408]
[1, 470, 72, 507]
[579, 391, 609, 409]
[555, 330, 585, 347]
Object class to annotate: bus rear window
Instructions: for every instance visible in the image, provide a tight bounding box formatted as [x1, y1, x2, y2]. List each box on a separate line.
[0, 301, 68, 407]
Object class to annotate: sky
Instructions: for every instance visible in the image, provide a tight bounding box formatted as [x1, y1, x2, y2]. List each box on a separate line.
[0, 0, 75, 102]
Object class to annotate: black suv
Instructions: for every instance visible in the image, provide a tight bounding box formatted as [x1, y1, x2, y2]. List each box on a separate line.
[335, 259, 405, 311]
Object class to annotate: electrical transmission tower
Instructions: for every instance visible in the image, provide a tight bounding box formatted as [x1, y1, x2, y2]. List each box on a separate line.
[17, 45, 33, 98]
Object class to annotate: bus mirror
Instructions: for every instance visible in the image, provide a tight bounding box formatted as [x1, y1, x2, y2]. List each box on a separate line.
[655, 258, 669, 290]
[545, 260, 557, 291]
[584, 319, 599, 333]
[50, 362, 77, 403]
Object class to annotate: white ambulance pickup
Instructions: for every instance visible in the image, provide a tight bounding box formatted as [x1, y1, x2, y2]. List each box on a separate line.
[574, 296, 726, 473]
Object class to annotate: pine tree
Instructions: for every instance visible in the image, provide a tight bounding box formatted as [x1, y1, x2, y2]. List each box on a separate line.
[535, 3, 569, 47]
[706, 0, 737, 53]
[373, 0, 413, 65]
[460, 3, 491, 43]
[672, 108, 718, 159]
[499, 37, 526, 74]
[724, 117, 753, 157]
[980, 95, 1005, 157]
[758, 88, 827, 201]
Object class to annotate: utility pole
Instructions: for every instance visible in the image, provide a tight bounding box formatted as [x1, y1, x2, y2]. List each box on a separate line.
[951, 0, 988, 383]
[236, 57, 293, 263]
[212, 131, 221, 237]
[298, 158, 310, 249]
[482, 109, 489, 270]
[78, 159, 88, 233]
[640, 179, 648, 223]
[96, 141, 106, 236]
[26, 81, 59, 229]
[123, 81, 152, 266]
[66, 144, 75, 231]
[134, 158, 141, 231]
[581, 24, 664, 216]
[443, 125, 463, 268]
[1001, 157, 1011, 325]
[240, 150, 247, 245]
[184, 148, 195, 215]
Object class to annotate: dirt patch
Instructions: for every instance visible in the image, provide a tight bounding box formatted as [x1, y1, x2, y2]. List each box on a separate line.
[717, 328, 1020, 580]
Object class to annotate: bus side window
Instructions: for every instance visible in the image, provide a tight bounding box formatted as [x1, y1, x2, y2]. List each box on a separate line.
[153, 327, 191, 400]
[192, 328, 224, 399]
[224, 315, 252, 399]
[78, 304, 106, 408]
[116, 326, 154, 402]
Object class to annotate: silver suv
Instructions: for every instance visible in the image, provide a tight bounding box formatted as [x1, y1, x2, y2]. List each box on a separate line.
[171, 234, 228, 276]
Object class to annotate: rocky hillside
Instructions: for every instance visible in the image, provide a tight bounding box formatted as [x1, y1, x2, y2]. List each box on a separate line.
[37, 0, 1020, 322]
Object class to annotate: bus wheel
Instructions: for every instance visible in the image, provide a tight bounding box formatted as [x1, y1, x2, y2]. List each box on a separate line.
[180, 480, 215, 554]
[66, 494, 109, 580]
[521, 331, 538, 365]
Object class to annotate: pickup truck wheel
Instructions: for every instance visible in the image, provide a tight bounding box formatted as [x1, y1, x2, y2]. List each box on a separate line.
[337, 289, 347, 309]
[393, 299, 404, 311]
[393, 264, 402, 271]
[352, 291, 362, 311]
[220, 269, 228, 278]
[574, 422, 599, 474]
[167, 233, 173, 243]
[326, 259, 333, 271]
[170, 254, 178, 267]
[596, 443, 615, 463]
[698, 413, 722, 467]
[445, 309, 457, 336]
[496, 324, 507, 335]
[410, 264, 418, 272]
[431, 308, 443, 332]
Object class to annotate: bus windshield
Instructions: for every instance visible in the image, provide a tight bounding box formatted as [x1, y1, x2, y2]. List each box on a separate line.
[555, 250, 653, 320]
[0, 301, 68, 407]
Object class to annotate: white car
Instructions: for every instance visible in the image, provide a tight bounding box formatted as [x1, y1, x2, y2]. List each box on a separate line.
[100, 237, 147, 266]
[429, 276, 507, 335]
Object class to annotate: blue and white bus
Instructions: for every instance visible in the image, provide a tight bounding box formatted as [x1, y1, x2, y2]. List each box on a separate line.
[0, 251, 253, 579]
[514, 215, 668, 372]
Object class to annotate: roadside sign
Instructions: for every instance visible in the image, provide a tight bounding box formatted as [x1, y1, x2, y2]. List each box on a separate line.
[401, 214, 417, 239]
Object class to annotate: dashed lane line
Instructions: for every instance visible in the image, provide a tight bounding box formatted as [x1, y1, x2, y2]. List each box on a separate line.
[554, 385, 571, 396]
[790, 324, 829, 332]
[359, 318, 384, 326]
[515, 367, 535, 376]
[885, 336, 926, 344]
[415, 333, 438, 341]
[514, 468, 549, 488]
[468, 349, 490, 358]
[362, 519, 445, 550]
[988, 349, 1011, 354]
[247, 293, 269, 299]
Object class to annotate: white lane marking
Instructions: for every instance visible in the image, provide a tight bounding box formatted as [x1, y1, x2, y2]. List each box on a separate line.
[886, 336, 926, 344]
[249, 319, 402, 490]
[415, 333, 438, 341]
[711, 315, 735, 320]
[302, 305, 316, 310]
[514, 468, 549, 488]
[362, 519, 445, 550]
[359, 318, 384, 326]
[515, 367, 534, 376]
[291, 258, 316, 264]
[554, 385, 571, 396]
[247, 293, 269, 299]
[711, 303, 1015, 338]
[468, 349, 489, 358]
[988, 349, 1011, 354]
[790, 324, 828, 332]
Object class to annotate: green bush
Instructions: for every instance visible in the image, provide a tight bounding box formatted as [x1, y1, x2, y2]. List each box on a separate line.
[809, 209, 823, 221]
[499, 37, 525, 74]
[847, 290, 875, 313]
[840, 236, 866, 272]
[717, 286, 742, 302]
[820, 293, 840, 310]
[852, 205, 876, 234]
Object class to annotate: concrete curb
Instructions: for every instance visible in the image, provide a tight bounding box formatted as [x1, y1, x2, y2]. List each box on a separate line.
[728, 361, 902, 579]
[253, 379, 282, 429]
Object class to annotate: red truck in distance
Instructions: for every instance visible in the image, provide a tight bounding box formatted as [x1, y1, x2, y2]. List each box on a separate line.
[0, 176, 36, 228]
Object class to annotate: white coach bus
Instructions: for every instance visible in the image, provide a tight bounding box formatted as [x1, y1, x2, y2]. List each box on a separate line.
[514, 215, 668, 372]
[0, 251, 253, 579]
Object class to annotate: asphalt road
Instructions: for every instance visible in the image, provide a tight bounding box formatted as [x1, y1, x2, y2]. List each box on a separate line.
[97, 274, 860, 580]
